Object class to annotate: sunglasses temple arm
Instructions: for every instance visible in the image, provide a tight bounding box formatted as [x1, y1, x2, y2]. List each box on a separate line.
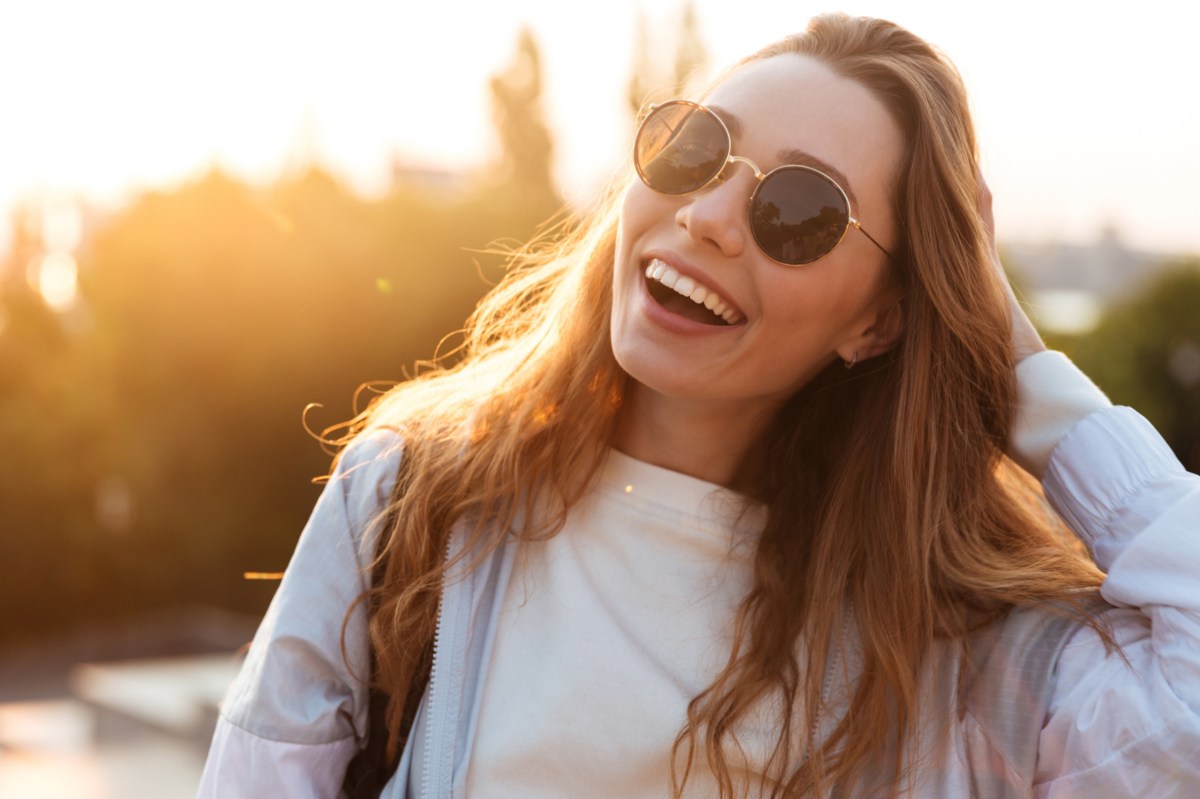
[850, 219, 895, 261]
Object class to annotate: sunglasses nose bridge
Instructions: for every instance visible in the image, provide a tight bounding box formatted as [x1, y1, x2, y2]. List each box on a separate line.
[675, 159, 756, 259]
[724, 155, 766, 183]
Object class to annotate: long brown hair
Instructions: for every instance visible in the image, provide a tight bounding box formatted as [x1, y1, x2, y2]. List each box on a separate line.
[332, 13, 1105, 796]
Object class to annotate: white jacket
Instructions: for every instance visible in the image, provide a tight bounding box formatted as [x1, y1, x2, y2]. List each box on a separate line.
[198, 357, 1200, 797]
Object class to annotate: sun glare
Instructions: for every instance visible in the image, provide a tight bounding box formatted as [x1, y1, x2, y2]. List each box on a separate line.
[0, 1, 1197, 255]
[41, 201, 83, 253]
[29, 252, 80, 313]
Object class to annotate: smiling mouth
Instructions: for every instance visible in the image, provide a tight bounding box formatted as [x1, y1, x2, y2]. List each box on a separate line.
[643, 259, 744, 326]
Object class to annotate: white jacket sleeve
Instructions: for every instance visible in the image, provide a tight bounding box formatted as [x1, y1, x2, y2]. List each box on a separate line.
[197, 432, 404, 798]
[1033, 406, 1200, 796]
[1010, 350, 1112, 477]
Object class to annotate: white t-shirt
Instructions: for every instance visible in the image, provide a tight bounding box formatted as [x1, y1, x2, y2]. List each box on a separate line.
[465, 450, 771, 797]
[463, 351, 1117, 797]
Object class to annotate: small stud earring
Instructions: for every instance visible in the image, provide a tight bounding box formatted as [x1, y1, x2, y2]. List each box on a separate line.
[844, 351, 858, 370]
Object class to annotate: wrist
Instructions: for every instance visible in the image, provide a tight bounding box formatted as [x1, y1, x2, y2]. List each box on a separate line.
[1010, 352, 1111, 477]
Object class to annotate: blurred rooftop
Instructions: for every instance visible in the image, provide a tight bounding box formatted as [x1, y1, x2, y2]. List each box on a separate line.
[0, 606, 255, 798]
[1007, 226, 1185, 334]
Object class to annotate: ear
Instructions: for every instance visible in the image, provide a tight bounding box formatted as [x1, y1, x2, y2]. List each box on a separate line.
[835, 294, 906, 365]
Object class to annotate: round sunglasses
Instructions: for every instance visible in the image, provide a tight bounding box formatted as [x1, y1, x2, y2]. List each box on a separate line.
[633, 100, 894, 266]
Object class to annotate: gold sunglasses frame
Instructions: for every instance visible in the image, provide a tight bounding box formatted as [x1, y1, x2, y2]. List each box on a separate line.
[634, 100, 894, 265]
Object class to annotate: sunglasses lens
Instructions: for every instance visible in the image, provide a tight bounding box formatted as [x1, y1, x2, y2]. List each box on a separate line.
[751, 167, 850, 265]
[635, 103, 728, 194]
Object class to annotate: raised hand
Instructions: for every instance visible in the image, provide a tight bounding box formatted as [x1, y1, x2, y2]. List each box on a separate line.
[979, 175, 1046, 363]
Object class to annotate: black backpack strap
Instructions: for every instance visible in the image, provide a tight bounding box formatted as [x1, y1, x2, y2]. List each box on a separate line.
[341, 455, 436, 799]
[341, 542, 399, 799]
[341, 436, 462, 798]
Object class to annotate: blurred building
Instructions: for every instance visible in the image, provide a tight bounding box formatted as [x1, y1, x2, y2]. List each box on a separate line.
[389, 155, 471, 197]
[1006, 225, 1173, 334]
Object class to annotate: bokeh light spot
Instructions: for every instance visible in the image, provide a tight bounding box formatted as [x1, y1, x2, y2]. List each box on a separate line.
[28, 252, 80, 313]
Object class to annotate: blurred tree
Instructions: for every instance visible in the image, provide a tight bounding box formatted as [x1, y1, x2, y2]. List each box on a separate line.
[0, 160, 560, 644]
[0, 212, 116, 640]
[626, 1, 710, 118]
[1064, 260, 1200, 473]
[489, 27, 560, 213]
[673, 1, 709, 97]
[0, 23, 581, 646]
[627, 7, 655, 118]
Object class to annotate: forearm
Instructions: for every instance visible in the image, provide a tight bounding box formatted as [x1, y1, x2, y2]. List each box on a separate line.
[1036, 407, 1200, 795]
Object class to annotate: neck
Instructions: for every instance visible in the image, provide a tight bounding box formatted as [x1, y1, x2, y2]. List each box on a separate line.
[612, 384, 781, 487]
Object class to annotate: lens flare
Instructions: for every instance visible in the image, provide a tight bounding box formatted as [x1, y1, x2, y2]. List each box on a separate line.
[28, 252, 80, 313]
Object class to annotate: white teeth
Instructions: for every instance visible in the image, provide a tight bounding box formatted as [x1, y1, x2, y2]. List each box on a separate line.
[642, 258, 742, 324]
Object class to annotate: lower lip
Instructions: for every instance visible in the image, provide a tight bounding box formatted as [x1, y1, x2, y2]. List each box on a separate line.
[637, 268, 741, 336]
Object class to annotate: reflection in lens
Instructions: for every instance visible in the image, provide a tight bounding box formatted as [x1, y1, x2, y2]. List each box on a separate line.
[635, 103, 727, 194]
[751, 168, 848, 264]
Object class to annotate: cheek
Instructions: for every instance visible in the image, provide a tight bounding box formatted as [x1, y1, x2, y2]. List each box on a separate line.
[614, 184, 669, 289]
[619, 180, 677, 242]
[758, 260, 888, 342]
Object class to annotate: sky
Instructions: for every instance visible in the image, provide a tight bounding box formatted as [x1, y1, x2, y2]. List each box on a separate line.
[2, 0, 1198, 260]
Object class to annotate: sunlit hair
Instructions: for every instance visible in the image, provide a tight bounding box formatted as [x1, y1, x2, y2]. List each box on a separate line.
[330, 12, 1107, 797]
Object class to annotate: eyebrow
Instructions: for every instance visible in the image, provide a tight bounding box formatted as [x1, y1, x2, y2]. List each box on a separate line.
[708, 105, 861, 210]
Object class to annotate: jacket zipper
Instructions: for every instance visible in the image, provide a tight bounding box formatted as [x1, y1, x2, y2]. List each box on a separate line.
[808, 604, 852, 761]
[420, 531, 459, 798]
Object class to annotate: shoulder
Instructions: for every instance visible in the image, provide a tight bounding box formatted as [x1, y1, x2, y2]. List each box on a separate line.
[964, 599, 1107, 715]
[325, 427, 407, 541]
[954, 599, 1109, 784]
[1033, 598, 1200, 793]
[213, 428, 407, 745]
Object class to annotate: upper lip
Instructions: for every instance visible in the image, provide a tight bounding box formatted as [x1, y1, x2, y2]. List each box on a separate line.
[640, 250, 746, 320]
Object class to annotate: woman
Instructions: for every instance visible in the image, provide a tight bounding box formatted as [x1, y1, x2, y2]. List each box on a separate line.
[199, 13, 1200, 798]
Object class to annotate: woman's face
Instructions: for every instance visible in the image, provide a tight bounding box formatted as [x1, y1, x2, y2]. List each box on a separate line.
[611, 53, 906, 417]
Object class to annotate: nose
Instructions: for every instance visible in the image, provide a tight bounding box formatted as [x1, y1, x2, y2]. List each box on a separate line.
[674, 166, 753, 259]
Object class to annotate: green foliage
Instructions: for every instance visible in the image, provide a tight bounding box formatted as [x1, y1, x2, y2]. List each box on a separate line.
[1061, 260, 1200, 472]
